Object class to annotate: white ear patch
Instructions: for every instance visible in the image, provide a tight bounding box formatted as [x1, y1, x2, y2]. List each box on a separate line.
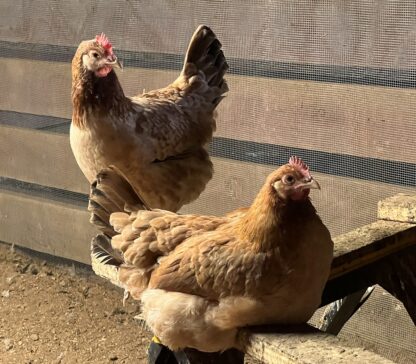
[272, 181, 281, 191]
[82, 54, 93, 70]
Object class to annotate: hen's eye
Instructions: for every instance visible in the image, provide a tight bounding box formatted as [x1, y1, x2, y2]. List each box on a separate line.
[282, 174, 295, 185]
[92, 52, 100, 59]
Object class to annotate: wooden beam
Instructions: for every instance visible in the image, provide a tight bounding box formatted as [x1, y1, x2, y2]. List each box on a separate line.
[328, 194, 416, 280]
[133, 316, 393, 364]
[330, 220, 416, 279]
[378, 194, 416, 223]
[238, 325, 394, 364]
[318, 288, 370, 335]
[0, 125, 88, 194]
[0, 188, 94, 264]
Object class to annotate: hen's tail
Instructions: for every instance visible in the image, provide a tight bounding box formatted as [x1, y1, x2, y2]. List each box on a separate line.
[89, 166, 150, 288]
[88, 165, 150, 237]
[181, 25, 229, 106]
[91, 234, 123, 288]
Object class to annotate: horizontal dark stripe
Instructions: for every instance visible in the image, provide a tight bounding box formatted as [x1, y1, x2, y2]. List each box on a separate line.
[1, 40, 416, 88]
[1, 110, 415, 187]
[209, 138, 416, 187]
[0, 176, 88, 206]
[0, 110, 70, 133]
[0, 241, 93, 273]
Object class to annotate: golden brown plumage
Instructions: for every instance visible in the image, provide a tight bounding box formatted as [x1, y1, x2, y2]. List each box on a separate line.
[70, 26, 228, 211]
[90, 157, 333, 352]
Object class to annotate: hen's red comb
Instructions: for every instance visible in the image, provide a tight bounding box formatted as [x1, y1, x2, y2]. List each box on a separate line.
[95, 33, 113, 54]
[289, 156, 311, 178]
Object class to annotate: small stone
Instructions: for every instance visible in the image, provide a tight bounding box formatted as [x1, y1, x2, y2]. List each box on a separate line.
[54, 352, 64, 364]
[69, 264, 77, 277]
[6, 275, 17, 285]
[82, 287, 90, 298]
[30, 265, 39, 275]
[109, 355, 118, 361]
[3, 338, 13, 350]
[19, 262, 31, 274]
[1, 290, 10, 298]
[59, 280, 66, 287]
[110, 307, 126, 316]
[30, 334, 39, 341]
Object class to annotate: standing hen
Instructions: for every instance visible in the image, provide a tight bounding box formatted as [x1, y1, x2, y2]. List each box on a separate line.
[70, 25, 228, 211]
[90, 157, 334, 352]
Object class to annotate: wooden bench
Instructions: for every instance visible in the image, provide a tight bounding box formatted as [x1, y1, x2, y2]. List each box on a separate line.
[128, 194, 415, 364]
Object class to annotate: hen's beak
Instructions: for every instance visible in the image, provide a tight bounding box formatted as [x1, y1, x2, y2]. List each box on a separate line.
[300, 178, 320, 190]
[106, 55, 123, 69]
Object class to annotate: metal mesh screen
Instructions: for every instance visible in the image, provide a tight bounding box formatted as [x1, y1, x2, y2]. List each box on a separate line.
[1, 0, 415, 235]
[0, 1, 415, 361]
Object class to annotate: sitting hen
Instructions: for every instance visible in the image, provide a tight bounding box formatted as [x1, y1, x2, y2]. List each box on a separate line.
[70, 25, 228, 212]
[90, 157, 333, 352]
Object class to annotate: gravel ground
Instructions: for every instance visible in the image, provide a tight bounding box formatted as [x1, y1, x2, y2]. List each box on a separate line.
[0, 242, 151, 364]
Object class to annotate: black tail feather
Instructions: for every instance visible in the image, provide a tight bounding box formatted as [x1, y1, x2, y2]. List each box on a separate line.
[182, 25, 229, 95]
[91, 234, 123, 266]
[88, 165, 150, 236]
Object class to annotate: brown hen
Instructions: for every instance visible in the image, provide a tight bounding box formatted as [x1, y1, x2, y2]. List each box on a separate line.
[70, 26, 228, 211]
[90, 157, 333, 352]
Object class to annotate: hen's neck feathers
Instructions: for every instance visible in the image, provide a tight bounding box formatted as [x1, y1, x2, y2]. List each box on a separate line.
[238, 185, 315, 252]
[71, 56, 130, 129]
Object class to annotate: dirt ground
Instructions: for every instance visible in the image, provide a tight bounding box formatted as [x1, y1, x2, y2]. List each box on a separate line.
[0, 242, 152, 364]
[0, 242, 262, 364]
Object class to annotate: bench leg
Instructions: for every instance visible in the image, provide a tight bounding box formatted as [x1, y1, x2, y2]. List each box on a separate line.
[378, 251, 416, 325]
[319, 287, 373, 335]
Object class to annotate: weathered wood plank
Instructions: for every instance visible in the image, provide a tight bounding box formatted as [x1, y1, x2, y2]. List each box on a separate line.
[2, 57, 416, 164]
[0, 189, 94, 264]
[0, 125, 89, 194]
[378, 194, 416, 223]
[238, 325, 394, 364]
[133, 315, 394, 364]
[330, 220, 416, 279]
[318, 288, 369, 335]
[3, 0, 416, 69]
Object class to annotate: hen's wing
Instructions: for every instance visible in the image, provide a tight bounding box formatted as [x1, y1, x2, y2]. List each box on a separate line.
[115, 212, 287, 302]
[113, 210, 227, 267]
[129, 25, 228, 162]
[146, 229, 286, 300]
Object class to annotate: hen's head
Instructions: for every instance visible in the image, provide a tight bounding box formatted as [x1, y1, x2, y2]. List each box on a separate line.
[74, 33, 122, 78]
[267, 156, 320, 202]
